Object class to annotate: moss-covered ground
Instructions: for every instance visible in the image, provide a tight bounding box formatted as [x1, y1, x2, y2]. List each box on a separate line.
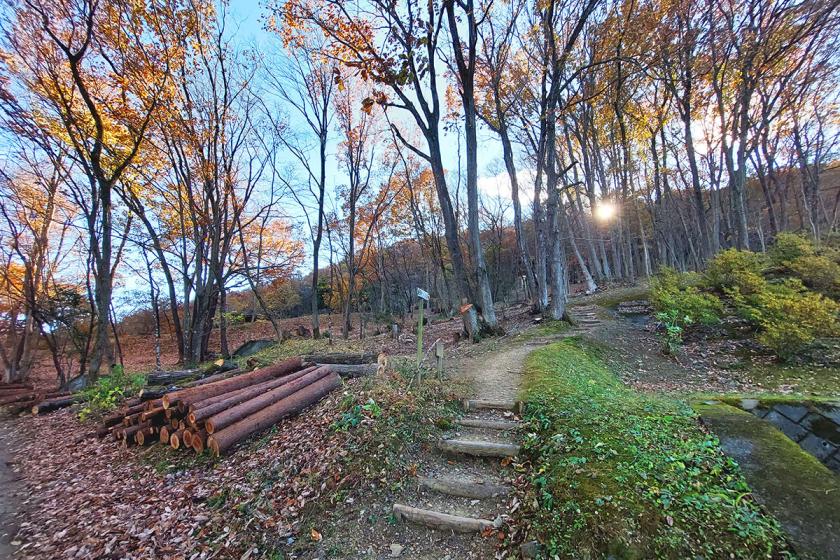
[516, 338, 792, 559]
[696, 402, 840, 559]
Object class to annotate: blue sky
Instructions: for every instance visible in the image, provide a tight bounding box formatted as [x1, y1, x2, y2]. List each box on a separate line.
[225, 0, 524, 206]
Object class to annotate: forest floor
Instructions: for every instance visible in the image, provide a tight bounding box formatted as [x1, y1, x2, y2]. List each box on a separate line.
[2, 288, 839, 558]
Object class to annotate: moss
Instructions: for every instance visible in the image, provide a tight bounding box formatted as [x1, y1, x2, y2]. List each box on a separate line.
[696, 402, 840, 560]
[515, 339, 790, 559]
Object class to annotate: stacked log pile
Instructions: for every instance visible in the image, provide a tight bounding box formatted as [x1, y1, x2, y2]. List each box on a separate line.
[94, 357, 342, 457]
[0, 382, 71, 414]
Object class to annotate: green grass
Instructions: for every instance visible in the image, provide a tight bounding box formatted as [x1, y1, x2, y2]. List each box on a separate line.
[516, 338, 792, 559]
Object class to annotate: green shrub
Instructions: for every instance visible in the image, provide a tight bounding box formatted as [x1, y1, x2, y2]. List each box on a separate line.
[768, 232, 815, 267]
[733, 279, 840, 360]
[78, 366, 146, 421]
[223, 311, 246, 326]
[651, 267, 722, 326]
[787, 254, 840, 298]
[704, 249, 766, 295]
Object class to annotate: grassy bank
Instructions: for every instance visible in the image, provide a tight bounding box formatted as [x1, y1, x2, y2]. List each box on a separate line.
[516, 338, 791, 559]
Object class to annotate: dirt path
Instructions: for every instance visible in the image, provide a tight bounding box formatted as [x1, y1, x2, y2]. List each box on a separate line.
[0, 420, 23, 559]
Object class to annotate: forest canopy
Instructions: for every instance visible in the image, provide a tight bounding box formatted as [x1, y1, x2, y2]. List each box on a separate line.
[0, 0, 838, 386]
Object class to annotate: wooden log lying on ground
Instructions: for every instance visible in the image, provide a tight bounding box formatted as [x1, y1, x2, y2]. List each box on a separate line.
[31, 395, 81, 415]
[188, 366, 317, 424]
[146, 369, 199, 385]
[162, 358, 302, 409]
[318, 363, 377, 378]
[208, 371, 341, 456]
[181, 368, 242, 389]
[301, 352, 377, 365]
[204, 366, 331, 434]
[0, 392, 35, 405]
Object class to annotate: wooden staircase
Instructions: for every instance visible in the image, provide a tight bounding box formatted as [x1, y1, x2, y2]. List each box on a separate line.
[392, 400, 522, 535]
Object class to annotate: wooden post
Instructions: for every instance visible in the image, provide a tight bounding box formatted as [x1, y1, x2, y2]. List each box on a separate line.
[435, 340, 444, 380]
[417, 297, 424, 366]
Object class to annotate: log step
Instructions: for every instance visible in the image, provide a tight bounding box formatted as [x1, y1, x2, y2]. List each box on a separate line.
[456, 418, 520, 431]
[419, 475, 510, 499]
[437, 438, 520, 458]
[392, 503, 494, 533]
[463, 399, 521, 413]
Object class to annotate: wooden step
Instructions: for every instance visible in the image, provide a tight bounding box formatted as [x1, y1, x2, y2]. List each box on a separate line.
[392, 503, 494, 533]
[438, 438, 520, 458]
[456, 418, 520, 431]
[419, 475, 510, 499]
[463, 399, 522, 413]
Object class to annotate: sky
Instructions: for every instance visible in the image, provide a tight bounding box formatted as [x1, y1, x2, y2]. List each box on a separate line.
[225, 0, 525, 208]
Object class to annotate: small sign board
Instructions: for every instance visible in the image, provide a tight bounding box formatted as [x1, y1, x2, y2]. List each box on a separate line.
[416, 288, 430, 301]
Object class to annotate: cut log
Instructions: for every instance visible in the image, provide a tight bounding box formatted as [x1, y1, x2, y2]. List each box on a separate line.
[135, 426, 156, 445]
[146, 369, 199, 385]
[31, 395, 81, 415]
[191, 429, 207, 453]
[162, 358, 302, 409]
[456, 418, 520, 431]
[123, 403, 146, 416]
[96, 424, 119, 439]
[187, 367, 312, 413]
[188, 366, 318, 424]
[138, 387, 168, 400]
[318, 363, 376, 378]
[120, 421, 152, 445]
[183, 429, 193, 448]
[123, 412, 143, 426]
[140, 407, 164, 422]
[463, 399, 521, 413]
[392, 503, 493, 533]
[437, 438, 520, 458]
[145, 398, 163, 410]
[301, 352, 377, 365]
[159, 426, 170, 444]
[205, 366, 332, 434]
[208, 372, 341, 456]
[101, 411, 125, 428]
[0, 392, 36, 405]
[170, 429, 185, 449]
[181, 368, 242, 389]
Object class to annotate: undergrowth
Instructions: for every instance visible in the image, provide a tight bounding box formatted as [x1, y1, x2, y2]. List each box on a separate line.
[514, 338, 792, 559]
[78, 366, 146, 420]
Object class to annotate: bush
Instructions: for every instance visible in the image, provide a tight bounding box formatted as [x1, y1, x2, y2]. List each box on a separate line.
[768, 232, 815, 267]
[733, 279, 840, 360]
[704, 249, 767, 296]
[78, 366, 146, 421]
[650, 267, 722, 326]
[787, 255, 840, 298]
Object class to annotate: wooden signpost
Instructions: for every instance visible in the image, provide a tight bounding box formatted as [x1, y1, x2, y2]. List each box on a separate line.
[416, 288, 429, 365]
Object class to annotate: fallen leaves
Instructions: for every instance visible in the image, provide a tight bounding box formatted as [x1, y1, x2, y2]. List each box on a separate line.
[2, 381, 363, 559]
